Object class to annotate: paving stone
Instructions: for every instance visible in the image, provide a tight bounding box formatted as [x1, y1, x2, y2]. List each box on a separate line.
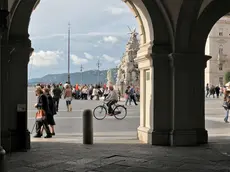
[6, 141, 230, 172]
[126, 167, 157, 172]
[93, 164, 130, 172]
[34, 162, 77, 172]
[8, 167, 37, 172]
[26, 160, 65, 169]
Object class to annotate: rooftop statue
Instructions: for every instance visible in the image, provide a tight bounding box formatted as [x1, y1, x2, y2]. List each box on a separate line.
[115, 27, 140, 94]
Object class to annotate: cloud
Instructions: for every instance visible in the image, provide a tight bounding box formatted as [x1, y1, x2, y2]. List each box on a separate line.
[103, 54, 115, 62]
[114, 60, 121, 64]
[71, 54, 88, 65]
[29, 50, 63, 67]
[84, 52, 94, 60]
[103, 36, 118, 44]
[105, 7, 129, 15]
[31, 32, 126, 40]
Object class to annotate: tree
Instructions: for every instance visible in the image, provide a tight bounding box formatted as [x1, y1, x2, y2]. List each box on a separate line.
[224, 72, 230, 84]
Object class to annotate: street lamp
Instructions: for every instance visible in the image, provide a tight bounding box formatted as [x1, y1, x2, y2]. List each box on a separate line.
[80, 64, 83, 85]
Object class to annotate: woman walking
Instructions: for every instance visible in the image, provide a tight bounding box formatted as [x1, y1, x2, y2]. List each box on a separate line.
[44, 88, 56, 135]
[34, 87, 52, 138]
[64, 84, 73, 112]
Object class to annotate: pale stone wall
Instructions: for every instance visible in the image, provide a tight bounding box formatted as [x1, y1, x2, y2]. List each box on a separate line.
[205, 16, 230, 86]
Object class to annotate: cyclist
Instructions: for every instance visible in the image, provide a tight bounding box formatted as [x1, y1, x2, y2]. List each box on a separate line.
[105, 85, 118, 115]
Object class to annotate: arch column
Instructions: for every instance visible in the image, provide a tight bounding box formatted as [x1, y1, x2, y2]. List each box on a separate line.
[1, 40, 32, 152]
[169, 53, 211, 146]
[136, 43, 172, 145]
[0, 8, 9, 172]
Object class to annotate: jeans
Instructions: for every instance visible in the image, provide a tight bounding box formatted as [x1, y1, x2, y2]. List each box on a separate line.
[129, 95, 137, 105]
[53, 97, 60, 111]
[66, 100, 71, 106]
[225, 109, 229, 121]
[125, 97, 130, 105]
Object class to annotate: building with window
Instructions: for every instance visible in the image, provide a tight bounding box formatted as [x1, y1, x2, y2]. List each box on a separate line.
[205, 15, 230, 86]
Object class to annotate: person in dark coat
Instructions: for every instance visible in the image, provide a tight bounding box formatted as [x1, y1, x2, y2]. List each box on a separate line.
[34, 87, 52, 138]
[52, 84, 62, 112]
[215, 85, 220, 98]
[44, 88, 56, 135]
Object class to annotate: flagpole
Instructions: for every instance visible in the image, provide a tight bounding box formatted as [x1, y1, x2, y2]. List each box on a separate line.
[67, 22, 71, 84]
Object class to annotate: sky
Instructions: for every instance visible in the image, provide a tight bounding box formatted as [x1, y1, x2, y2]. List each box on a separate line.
[28, 0, 138, 79]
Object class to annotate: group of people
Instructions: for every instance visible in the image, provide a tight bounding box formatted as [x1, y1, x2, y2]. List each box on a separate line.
[72, 84, 122, 101]
[32, 82, 140, 138]
[34, 86, 56, 138]
[33, 83, 73, 138]
[206, 84, 222, 98]
[124, 86, 139, 106]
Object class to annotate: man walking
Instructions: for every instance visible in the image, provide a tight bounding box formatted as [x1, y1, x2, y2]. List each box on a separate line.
[52, 84, 62, 112]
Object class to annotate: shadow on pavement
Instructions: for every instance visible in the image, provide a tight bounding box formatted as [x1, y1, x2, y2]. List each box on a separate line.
[5, 137, 230, 172]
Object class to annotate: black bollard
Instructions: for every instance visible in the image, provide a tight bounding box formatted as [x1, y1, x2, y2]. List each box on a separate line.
[0, 146, 6, 172]
[83, 109, 93, 144]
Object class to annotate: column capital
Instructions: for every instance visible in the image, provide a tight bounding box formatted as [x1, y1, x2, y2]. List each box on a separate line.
[169, 53, 211, 69]
[136, 44, 171, 69]
[135, 42, 153, 69]
[136, 42, 153, 62]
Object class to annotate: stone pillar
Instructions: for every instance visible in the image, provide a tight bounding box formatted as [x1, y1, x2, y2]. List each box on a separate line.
[169, 53, 211, 146]
[0, 8, 10, 172]
[151, 53, 172, 145]
[1, 44, 32, 152]
[136, 44, 172, 145]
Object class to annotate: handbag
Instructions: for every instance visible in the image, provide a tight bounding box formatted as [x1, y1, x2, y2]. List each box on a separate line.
[223, 101, 229, 110]
[36, 109, 46, 121]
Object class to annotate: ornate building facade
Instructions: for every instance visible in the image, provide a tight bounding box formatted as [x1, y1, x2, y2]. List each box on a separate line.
[116, 29, 140, 94]
[205, 15, 230, 86]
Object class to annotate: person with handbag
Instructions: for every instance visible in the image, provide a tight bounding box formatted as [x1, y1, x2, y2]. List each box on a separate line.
[34, 87, 52, 138]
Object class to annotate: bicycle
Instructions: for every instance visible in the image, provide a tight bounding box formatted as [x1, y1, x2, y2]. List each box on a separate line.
[93, 102, 127, 120]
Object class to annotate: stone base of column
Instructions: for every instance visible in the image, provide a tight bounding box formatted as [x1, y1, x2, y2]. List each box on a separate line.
[170, 130, 198, 146]
[137, 126, 170, 145]
[151, 130, 170, 146]
[0, 146, 6, 172]
[1, 130, 30, 152]
[195, 128, 208, 144]
[137, 126, 153, 144]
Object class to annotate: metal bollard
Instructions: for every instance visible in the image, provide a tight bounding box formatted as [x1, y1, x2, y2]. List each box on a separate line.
[83, 109, 93, 144]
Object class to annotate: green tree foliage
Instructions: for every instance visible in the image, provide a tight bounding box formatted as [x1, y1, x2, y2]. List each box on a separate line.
[225, 72, 230, 84]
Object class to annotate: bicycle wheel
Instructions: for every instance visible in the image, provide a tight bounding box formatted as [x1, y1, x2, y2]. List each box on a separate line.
[93, 106, 107, 120]
[113, 105, 127, 120]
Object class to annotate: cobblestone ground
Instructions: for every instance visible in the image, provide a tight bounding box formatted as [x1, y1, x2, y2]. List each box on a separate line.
[6, 137, 230, 172]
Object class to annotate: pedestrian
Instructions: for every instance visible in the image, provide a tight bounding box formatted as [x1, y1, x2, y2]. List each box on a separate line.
[64, 84, 73, 112]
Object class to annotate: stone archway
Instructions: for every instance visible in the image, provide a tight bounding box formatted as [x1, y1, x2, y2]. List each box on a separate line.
[1, 0, 175, 151]
[190, 0, 230, 54]
[187, 0, 230, 144]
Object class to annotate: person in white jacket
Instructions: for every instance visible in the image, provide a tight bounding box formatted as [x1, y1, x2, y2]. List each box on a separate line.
[105, 86, 118, 115]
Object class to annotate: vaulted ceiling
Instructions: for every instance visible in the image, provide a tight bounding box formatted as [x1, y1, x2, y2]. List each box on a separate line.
[4, 0, 230, 53]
